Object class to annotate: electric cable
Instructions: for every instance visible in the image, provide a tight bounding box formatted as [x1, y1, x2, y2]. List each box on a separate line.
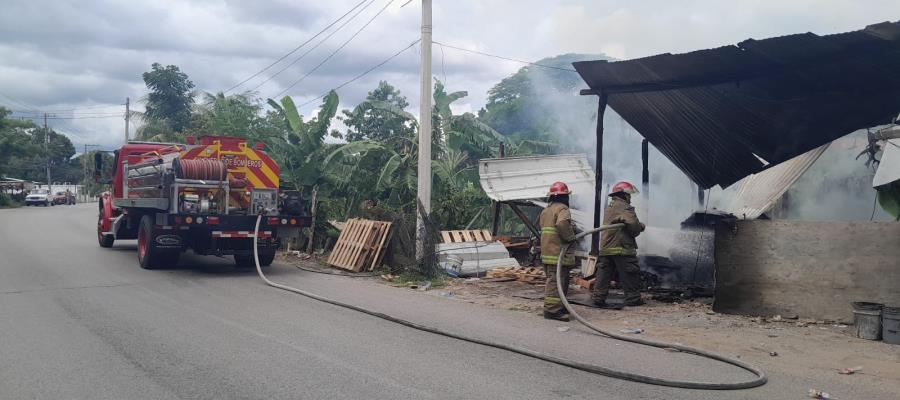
[294, 39, 419, 109]
[252, 216, 765, 390]
[274, 0, 396, 98]
[224, 0, 369, 94]
[432, 41, 578, 72]
[555, 225, 767, 389]
[248, 0, 378, 94]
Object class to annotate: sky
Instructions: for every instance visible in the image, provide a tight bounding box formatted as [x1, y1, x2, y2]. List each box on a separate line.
[0, 0, 898, 151]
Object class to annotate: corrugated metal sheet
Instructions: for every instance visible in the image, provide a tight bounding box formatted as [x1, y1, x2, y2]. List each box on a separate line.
[479, 154, 594, 201]
[727, 144, 829, 219]
[573, 21, 900, 189]
[479, 154, 595, 229]
[874, 139, 900, 188]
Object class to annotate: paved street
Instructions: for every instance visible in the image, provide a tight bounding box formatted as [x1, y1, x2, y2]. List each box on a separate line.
[0, 204, 884, 399]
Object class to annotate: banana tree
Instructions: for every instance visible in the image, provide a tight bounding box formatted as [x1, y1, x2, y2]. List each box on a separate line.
[266, 91, 339, 190]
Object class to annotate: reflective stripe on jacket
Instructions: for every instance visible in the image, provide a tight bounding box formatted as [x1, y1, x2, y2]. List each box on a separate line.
[600, 196, 643, 256]
[539, 202, 577, 266]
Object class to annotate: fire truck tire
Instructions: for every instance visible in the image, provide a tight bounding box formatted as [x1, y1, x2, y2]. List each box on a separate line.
[97, 216, 114, 248]
[235, 253, 274, 268]
[258, 253, 275, 267]
[137, 215, 179, 269]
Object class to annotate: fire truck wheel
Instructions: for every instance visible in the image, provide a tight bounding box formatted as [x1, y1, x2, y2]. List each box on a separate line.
[97, 216, 114, 248]
[233, 253, 274, 268]
[258, 253, 275, 267]
[138, 215, 178, 269]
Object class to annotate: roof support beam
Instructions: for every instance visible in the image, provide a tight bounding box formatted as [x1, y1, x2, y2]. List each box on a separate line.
[581, 89, 608, 255]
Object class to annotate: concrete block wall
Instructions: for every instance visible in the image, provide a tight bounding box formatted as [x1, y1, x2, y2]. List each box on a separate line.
[714, 220, 900, 322]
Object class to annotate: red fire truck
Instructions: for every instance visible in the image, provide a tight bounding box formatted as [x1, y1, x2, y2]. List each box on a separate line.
[95, 135, 309, 269]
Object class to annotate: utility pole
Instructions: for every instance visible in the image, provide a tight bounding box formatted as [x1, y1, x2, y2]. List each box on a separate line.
[415, 0, 433, 260]
[44, 113, 51, 195]
[124, 97, 130, 142]
[82, 144, 99, 199]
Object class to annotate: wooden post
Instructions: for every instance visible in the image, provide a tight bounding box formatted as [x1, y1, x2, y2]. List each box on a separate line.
[591, 94, 608, 255]
[306, 185, 318, 253]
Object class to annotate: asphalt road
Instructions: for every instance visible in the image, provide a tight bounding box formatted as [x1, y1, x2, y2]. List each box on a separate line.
[0, 204, 874, 399]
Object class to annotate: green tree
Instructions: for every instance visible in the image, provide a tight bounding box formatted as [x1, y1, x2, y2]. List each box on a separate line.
[0, 107, 37, 177]
[188, 91, 284, 145]
[478, 53, 608, 143]
[142, 63, 195, 134]
[340, 81, 415, 142]
[266, 91, 339, 190]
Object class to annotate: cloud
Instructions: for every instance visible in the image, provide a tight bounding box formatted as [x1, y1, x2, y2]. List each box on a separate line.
[0, 0, 896, 151]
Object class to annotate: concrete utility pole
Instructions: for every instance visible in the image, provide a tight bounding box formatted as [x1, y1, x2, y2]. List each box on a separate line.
[124, 97, 130, 142]
[44, 113, 51, 195]
[415, 0, 433, 260]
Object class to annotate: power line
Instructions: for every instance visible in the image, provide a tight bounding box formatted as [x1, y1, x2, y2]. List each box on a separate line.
[432, 41, 578, 72]
[296, 39, 420, 109]
[275, 0, 397, 98]
[0, 91, 41, 112]
[249, 0, 378, 93]
[224, 0, 369, 94]
[10, 109, 123, 116]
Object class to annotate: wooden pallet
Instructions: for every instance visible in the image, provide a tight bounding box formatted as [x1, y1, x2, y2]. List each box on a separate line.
[326, 218, 393, 272]
[486, 266, 546, 284]
[440, 229, 492, 243]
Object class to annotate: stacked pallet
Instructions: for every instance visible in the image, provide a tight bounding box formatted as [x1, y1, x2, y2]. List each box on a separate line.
[326, 218, 392, 272]
[486, 266, 547, 284]
[440, 229, 492, 243]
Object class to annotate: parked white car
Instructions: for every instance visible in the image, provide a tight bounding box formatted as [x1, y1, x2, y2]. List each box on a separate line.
[25, 189, 53, 207]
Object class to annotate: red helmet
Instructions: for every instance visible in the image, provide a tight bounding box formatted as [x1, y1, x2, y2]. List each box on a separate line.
[610, 181, 639, 195]
[548, 181, 571, 196]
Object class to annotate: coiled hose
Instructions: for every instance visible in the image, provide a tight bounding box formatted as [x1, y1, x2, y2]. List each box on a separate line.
[252, 215, 766, 390]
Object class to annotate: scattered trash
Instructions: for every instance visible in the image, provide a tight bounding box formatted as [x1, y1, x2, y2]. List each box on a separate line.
[751, 316, 766, 324]
[557, 326, 571, 333]
[771, 315, 783, 322]
[291, 250, 301, 256]
[418, 281, 432, 291]
[808, 389, 831, 399]
[439, 291, 454, 298]
[769, 351, 778, 357]
[705, 310, 715, 315]
[620, 328, 643, 334]
[407, 283, 418, 290]
[381, 274, 397, 282]
[834, 324, 848, 328]
[464, 277, 481, 283]
[838, 366, 863, 375]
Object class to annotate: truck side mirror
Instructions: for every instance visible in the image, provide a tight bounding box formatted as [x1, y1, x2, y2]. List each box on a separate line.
[93, 152, 103, 181]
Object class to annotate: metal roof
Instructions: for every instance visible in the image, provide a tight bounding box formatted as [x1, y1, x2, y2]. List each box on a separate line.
[574, 21, 900, 188]
[727, 144, 829, 219]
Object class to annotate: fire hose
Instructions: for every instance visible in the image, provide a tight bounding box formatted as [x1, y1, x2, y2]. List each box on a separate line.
[251, 215, 766, 390]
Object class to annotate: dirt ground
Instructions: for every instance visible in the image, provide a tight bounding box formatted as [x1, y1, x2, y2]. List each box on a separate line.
[423, 277, 900, 392]
[284, 255, 900, 394]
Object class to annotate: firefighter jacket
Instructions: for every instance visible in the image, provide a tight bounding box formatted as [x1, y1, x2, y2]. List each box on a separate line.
[600, 196, 644, 256]
[539, 202, 578, 266]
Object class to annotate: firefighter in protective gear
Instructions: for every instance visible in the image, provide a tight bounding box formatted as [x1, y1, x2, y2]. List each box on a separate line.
[592, 181, 646, 308]
[539, 181, 578, 321]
